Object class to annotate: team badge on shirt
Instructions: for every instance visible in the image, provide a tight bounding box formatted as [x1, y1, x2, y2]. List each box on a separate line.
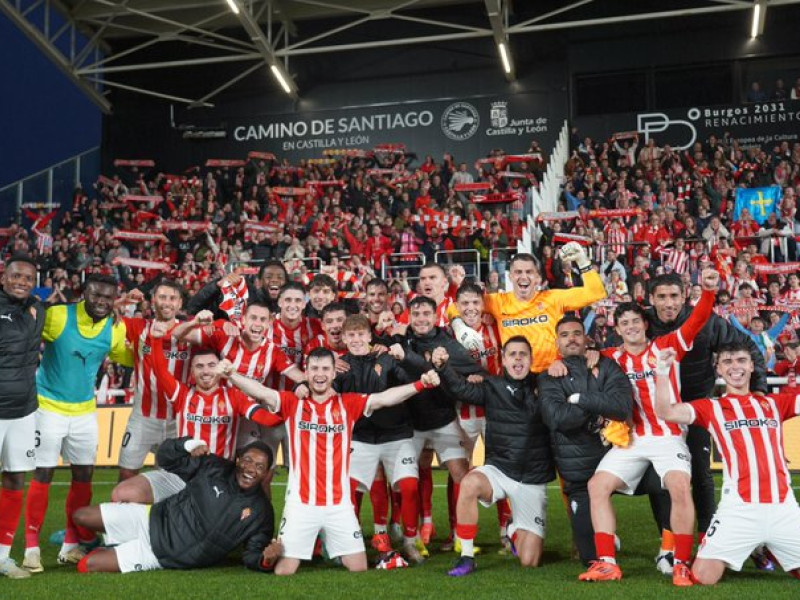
[648, 355, 658, 368]
[241, 507, 252, 521]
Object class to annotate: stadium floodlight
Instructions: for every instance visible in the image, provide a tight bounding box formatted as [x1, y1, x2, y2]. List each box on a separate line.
[225, 0, 240, 15]
[271, 64, 292, 94]
[751, 0, 766, 38]
[498, 42, 511, 74]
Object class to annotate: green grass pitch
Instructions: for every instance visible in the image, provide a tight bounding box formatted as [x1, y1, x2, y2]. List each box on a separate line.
[8, 469, 800, 599]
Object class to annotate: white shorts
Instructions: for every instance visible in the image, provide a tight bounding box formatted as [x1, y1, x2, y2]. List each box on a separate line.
[350, 439, 418, 490]
[474, 464, 547, 538]
[278, 500, 365, 560]
[237, 420, 285, 469]
[458, 416, 486, 452]
[100, 503, 162, 573]
[35, 409, 98, 467]
[595, 435, 692, 495]
[697, 491, 800, 571]
[0, 412, 36, 472]
[413, 420, 468, 464]
[142, 469, 186, 503]
[118, 413, 177, 470]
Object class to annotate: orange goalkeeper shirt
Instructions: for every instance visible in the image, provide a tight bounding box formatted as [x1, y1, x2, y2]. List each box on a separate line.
[483, 271, 607, 373]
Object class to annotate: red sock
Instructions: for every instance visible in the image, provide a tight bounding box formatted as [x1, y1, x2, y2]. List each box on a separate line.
[369, 479, 389, 528]
[419, 467, 433, 520]
[455, 523, 478, 542]
[595, 532, 617, 560]
[25, 481, 51, 548]
[390, 489, 402, 525]
[77, 550, 99, 574]
[451, 481, 461, 533]
[66, 481, 95, 544]
[447, 476, 455, 532]
[674, 533, 694, 564]
[0, 488, 24, 548]
[397, 478, 419, 538]
[350, 479, 362, 521]
[496, 498, 511, 528]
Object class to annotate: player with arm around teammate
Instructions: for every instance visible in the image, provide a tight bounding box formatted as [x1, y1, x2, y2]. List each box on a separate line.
[431, 336, 554, 575]
[218, 347, 440, 575]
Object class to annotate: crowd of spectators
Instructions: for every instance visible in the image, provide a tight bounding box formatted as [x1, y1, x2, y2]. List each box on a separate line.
[745, 77, 800, 103]
[1, 129, 799, 399]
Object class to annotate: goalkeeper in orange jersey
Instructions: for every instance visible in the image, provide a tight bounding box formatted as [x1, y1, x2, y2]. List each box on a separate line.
[451, 242, 607, 374]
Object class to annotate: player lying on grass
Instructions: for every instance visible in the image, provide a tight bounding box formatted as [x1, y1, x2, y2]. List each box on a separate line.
[73, 437, 281, 573]
[655, 345, 800, 585]
[431, 336, 554, 576]
[218, 347, 440, 575]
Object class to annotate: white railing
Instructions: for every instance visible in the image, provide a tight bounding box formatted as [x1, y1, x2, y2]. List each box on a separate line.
[434, 249, 481, 281]
[381, 252, 427, 281]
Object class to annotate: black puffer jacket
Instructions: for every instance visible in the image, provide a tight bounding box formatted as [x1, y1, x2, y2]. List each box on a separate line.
[0, 290, 45, 418]
[646, 307, 768, 400]
[437, 365, 554, 484]
[538, 355, 632, 483]
[335, 352, 414, 444]
[393, 327, 483, 431]
[150, 438, 274, 571]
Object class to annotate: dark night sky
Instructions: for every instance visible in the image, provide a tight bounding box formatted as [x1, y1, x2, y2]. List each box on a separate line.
[0, 14, 101, 187]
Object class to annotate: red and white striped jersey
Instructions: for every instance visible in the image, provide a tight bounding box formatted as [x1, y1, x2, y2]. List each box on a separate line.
[659, 248, 689, 275]
[172, 383, 279, 460]
[266, 317, 321, 390]
[602, 289, 715, 437]
[303, 334, 347, 366]
[689, 392, 800, 503]
[606, 227, 628, 257]
[278, 391, 370, 506]
[125, 317, 191, 420]
[603, 332, 689, 438]
[458, 322, 503, 420]
[201, 327, 294, 383]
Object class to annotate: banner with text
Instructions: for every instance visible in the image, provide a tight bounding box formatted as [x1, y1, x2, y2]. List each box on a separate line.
[576, 99, 800, 150]
[224, 92, 561, 163]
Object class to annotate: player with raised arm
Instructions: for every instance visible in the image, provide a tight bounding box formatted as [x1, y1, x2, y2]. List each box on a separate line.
[449, 244, 607, 374]
[655, 345, 800, 585]
[115, 280, 191, 482]
[165, 303, 304, 461]
[23, 275, 133, 571]
[112, 329, 282, 505]
[579, 268, 720, 586]
[218, 347, 440, 575]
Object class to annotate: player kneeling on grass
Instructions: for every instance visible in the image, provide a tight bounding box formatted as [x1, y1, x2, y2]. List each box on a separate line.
[73, 437, 281, 573]
[655, 345, 800, 585]
[431, 336, 554, 576]
[218, 347, 440, 576]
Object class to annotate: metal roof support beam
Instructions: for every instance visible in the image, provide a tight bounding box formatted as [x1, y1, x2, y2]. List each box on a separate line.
[484, 0, 514, 81]
[77, 52, 261, 75]
[0, 0, 111, 112]
[87, 77, 214, 107]
[229, 0, 298, 98]
[193, 61, 264, 105]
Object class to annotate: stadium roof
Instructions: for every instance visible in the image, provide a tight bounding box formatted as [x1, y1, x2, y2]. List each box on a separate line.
[3, 0, 800, 112]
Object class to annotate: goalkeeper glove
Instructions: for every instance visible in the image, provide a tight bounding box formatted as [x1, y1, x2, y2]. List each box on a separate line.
[601, 420, 631, 448]
[452, 318, 484, 353]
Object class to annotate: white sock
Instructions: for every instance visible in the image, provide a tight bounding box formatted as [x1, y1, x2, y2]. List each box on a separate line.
[404, 536, 417, 547]
[422, 516, 433, 525]
[0, 544, 11, 560]
[24, 546, 40, 557]
[60, 542, 79, 554]
[460, 538, 475, 558]
[499, 525, 507, 538]
[599, 556, 617, 565]
[374, 524, 387, 535]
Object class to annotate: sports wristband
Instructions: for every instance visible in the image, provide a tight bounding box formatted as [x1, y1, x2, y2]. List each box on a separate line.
[414, 380, 434, 392]
[578, 264, 593, 274]
[261, 556, 275, 570]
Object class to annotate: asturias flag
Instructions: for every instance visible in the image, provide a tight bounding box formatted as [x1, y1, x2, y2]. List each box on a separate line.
[735, 186, 782, 224]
